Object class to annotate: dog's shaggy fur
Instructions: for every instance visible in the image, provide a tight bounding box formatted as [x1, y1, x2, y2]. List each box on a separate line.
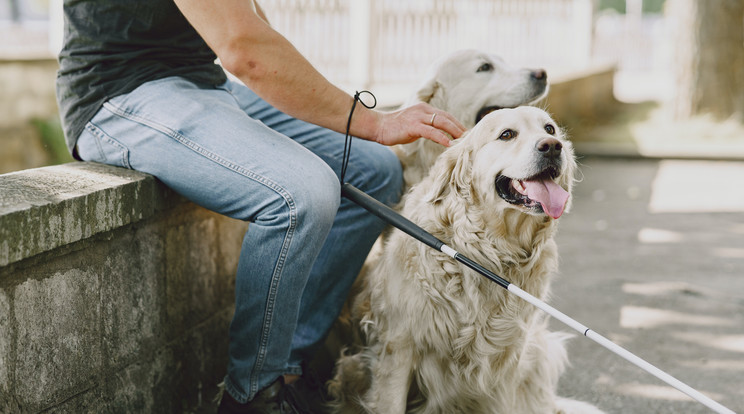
[328, 107, 604, 414]
[394, 49, 549, 190]
[310, 50, 552, 384]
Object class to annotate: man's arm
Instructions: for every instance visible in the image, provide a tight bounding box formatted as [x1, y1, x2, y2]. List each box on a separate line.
[252, 0, 269, 24]
[173, 0, 465, 146]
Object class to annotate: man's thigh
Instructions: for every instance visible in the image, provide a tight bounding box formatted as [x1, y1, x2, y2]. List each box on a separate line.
[77, 76, 340, 221]
[221, 79, 402, 195]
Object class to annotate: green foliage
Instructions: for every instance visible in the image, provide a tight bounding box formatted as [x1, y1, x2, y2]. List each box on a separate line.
[598, 0, 666, 14]
[598, 0, 626, 13]
[31, 116, 74, 165]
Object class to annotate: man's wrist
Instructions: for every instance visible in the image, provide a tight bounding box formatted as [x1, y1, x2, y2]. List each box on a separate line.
[350, 106, 383, 144]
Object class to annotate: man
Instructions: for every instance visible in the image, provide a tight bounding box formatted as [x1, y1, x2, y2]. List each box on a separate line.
[56, 1, 465, 412]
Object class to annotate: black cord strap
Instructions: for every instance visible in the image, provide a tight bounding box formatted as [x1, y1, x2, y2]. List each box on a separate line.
[341, 90, 377, 186]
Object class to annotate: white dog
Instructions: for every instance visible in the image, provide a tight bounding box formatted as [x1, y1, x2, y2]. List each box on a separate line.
[394, 49, 549, 190]
[329, 107, 605, 414]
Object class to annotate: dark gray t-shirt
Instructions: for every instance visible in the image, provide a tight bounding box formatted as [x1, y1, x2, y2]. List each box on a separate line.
[56, 0, 228, 159]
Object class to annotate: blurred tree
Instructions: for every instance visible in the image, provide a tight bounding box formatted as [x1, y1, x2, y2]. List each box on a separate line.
[9, 0, 21, 21]
[667, 0, 744, 121]
[598, 0, 665, 13]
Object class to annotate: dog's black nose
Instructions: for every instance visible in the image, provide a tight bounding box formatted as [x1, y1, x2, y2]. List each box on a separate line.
[531, 69, 547, 81]
[536, 137, 562, 159]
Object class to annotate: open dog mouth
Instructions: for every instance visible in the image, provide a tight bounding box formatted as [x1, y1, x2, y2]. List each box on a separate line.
[494, 167, 569, 219]
[475, 106, 503, 124]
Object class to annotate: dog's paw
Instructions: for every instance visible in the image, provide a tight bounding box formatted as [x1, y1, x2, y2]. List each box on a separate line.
[327, 350, 375, 413]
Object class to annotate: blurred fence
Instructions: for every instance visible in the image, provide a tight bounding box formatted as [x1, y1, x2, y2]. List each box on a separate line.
[262, 0, 594, 98]
[593, 11, 670, 72]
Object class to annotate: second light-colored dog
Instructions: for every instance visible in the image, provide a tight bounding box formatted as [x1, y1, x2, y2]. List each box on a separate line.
[394, 49, 549, 190]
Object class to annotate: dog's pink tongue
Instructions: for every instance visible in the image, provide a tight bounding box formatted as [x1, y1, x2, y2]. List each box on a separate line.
[522, 179, 569, 219]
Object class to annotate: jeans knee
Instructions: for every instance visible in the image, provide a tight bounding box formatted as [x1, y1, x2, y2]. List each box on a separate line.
[293, 166, 340, 230]
[251, 164, 339, 237]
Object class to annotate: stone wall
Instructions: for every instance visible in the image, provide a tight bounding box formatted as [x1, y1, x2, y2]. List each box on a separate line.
[0, 162, 247, 413]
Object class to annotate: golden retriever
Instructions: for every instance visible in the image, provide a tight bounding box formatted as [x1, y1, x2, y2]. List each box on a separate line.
[310, 50, 551, 381]
[328, 107, 605, 414]
[394, 49, 549, 190]
[306, 50, 551, 395]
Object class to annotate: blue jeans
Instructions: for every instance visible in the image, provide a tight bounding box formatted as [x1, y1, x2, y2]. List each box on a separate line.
[75, 76, 403, 402]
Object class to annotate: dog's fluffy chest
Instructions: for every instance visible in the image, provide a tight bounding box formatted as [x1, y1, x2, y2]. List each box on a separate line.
[378, 249, 555, 411]
[376, 230, 556, 355]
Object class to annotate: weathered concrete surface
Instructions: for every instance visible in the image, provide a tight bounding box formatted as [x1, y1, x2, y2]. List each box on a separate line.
[552, 156, 744, 414]
[0, 162, 174, 267]
[0, 162, 247, 413]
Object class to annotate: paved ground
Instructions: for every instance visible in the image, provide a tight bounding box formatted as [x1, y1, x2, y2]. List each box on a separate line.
[192, 155, 744, 414]
[550, 155, 744, 414]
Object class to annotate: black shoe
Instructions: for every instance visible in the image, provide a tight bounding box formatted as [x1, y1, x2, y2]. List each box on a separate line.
[217, 378, 314, 414]
[292, 369, 331, 414]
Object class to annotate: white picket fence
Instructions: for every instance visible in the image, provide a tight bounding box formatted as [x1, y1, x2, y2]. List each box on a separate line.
[262, 0, 594, 102]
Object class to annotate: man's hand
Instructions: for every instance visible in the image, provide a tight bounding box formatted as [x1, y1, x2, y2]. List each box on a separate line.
[373, 103, 466, 147]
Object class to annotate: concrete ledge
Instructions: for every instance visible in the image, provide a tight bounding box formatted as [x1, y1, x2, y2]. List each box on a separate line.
[0, 162, 247, 413]
[0, 163, 178, 267]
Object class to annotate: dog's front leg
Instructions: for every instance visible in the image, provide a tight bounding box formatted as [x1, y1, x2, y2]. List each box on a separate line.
[365, 344, 414, 413]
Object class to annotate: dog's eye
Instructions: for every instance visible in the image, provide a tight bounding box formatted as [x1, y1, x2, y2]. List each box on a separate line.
[499, 129, 517, 140]
[545, 124, 556, 135]
[477, 62, 493, 73]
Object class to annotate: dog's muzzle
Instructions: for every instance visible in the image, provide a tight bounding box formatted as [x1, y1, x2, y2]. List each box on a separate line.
[495, 161, 569, 219]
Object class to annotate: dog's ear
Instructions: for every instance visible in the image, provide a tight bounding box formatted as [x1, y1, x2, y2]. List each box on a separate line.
[415, 77, 441, 104]
[425, 144, 472, 203]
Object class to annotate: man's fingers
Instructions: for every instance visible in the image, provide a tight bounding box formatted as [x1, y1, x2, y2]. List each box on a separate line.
[427, 110, 466, 139]
[374, 104, 465, 147]
[439, 115, 466, 139]
[421, 125, 452, 147]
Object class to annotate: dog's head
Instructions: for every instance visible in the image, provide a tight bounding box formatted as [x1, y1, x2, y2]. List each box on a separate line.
[423, 106, 576, 222]
[397, 49, 550, 190]
[414, 49, 549, 129]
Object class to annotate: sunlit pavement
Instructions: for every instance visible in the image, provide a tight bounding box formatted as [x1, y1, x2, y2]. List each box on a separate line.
[551, 156, 744, 414]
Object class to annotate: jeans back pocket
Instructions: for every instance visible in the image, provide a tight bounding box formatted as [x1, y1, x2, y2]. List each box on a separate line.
[77, 121, 132, 169]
